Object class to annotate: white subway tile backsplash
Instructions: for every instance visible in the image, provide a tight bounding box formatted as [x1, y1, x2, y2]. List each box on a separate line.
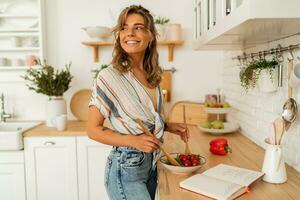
[223, 34, 300, 172]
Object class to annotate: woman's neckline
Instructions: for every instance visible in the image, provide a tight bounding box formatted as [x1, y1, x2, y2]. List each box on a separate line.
[130, 69, 156, 90]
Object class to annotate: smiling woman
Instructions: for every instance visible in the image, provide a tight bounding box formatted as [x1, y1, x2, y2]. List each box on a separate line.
[119, 14, 151, 54]
[87, 5, 190, 200]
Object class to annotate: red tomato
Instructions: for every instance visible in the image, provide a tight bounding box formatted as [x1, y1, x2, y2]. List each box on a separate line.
[192, 160, 199, 166]
[183, 160, 191, 167]
[190, 155, 199, 161]
[179, 155, 185, 160]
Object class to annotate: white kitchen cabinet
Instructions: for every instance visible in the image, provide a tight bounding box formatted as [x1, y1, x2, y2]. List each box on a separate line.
[0, 151, 26, 200]
[24, 137, 78, 200]
[193, 0, 300, 50]
[0, 0, 45, 82]
[77, 136, 111, 200]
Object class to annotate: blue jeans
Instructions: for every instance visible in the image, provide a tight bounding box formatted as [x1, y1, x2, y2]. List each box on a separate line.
[104, 147, 157, 200]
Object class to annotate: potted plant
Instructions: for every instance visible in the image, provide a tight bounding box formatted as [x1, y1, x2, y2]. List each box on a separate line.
[239, 58, 278, 92]
[22, 59, 73, 127]
[154, 16, 170, 41]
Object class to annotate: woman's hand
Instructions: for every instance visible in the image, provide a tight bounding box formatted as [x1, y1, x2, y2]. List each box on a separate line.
[165, 122, 190, 142]
[130, 134, 160, 153]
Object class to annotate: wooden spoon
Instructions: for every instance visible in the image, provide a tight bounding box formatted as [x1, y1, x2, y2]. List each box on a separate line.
[136, 118, 180, 166]
[273, 117, 284, 145]
[183, 104, 191, 155]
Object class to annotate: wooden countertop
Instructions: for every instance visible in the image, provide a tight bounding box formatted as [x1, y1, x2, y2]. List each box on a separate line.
[158, 126, 300, 200]
[23, 121, 87, 137]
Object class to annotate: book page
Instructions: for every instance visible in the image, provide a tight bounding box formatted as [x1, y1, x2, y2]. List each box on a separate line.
[203, 164, 264, 187]
[180, 174, 245, 200]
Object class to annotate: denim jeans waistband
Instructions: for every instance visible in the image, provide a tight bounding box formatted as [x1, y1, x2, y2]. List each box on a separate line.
[112, 146, 139, 152]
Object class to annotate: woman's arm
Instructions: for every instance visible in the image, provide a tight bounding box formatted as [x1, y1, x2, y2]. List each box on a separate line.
[87, 106, 160, 153]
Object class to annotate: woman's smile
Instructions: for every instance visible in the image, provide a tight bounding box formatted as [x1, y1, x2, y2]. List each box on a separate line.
[120, 13, 151, 55]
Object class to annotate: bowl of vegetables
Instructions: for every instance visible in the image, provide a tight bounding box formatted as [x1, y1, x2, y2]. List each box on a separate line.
[159, 153, 206, 174]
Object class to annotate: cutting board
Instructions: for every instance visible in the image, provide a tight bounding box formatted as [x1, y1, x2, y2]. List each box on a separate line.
[70, 89, 92, 121]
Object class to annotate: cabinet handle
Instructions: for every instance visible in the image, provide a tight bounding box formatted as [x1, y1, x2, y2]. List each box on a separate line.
[44, 141, 56, 146]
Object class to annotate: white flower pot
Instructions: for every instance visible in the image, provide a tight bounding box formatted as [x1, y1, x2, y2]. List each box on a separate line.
[258, 68, 278, 93]
[46, 96, 67, 127]
[155, 24, 166, 41]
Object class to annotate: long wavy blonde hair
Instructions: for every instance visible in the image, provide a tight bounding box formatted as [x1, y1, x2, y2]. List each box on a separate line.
[111, 5, 162, 87]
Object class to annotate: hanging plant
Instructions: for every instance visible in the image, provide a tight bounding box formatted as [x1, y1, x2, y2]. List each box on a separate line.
[239, 58, 278, 92]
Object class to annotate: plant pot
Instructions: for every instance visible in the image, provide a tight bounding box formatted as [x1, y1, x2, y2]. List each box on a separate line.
[155, 24, 166, 41]
[46, 96, 67, 127]
[257, 68, 278, 93]
[165, 24, 182, 41]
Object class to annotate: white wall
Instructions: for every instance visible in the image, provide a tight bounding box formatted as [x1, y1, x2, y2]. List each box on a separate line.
[0, 0, 223, 120]
[222, 35, 300, 172]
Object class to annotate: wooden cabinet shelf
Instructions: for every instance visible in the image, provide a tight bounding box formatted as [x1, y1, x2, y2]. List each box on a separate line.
[81, 40, 184, 62]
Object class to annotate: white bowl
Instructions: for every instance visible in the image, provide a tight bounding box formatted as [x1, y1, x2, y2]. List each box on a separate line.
[82, 26, 111, 39]
[159, 153, 206, 174]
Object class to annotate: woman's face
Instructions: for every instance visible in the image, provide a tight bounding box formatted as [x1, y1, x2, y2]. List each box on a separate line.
[119, 13, 152, 56]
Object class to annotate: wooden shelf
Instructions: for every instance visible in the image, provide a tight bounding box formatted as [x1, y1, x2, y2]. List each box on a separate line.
[81, 40, 184, 62]
[0, 47, 40, 51]
[0, 32, 39, 37]
[0, 14, 38, 18]
[0, 65, 41, 71]
[0, 28, 39, 32]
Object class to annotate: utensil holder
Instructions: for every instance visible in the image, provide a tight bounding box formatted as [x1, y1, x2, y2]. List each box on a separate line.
[262, 139, 287, 184]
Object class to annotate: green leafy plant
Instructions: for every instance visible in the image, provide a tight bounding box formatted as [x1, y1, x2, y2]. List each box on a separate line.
[154, 16, 170, 25]
[22, 59, 73, 97]
[239, 58, 278, 91]
[92, 64, 108, 79]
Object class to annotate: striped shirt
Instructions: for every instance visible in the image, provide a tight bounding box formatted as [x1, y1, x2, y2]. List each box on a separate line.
[89, 66, 165, 164]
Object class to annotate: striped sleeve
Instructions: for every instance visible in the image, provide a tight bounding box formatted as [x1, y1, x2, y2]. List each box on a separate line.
[88, 73, 111, 119]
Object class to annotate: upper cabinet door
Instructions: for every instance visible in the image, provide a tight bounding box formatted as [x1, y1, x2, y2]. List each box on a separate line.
[193, 0, 300, 50]
[24, 136, 78, 200]
[77, 136, 111, 200]
[0, 0, 45, 76]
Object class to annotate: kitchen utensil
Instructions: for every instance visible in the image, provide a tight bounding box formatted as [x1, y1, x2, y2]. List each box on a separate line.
[183, 104, 191, 155]
[273, 118, 284, 145]
[159, 153, 206, 174]
[288, 61, 300, 88]
[262, 138, 287, 183]
[281, 98, 297, 132]
[70, 89, 92, 121]
[278, 63, 283, 87]
[135, 118, 180, 166]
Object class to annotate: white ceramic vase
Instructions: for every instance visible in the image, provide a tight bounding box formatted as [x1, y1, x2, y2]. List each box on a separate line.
[155, 24, 166, 41]
[257, 68, 278, 93]
[165, 24, 182, 41]
[46, 96, 67, 127]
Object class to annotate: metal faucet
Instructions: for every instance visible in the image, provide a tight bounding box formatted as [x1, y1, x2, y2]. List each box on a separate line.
[0, 93, 12, 122]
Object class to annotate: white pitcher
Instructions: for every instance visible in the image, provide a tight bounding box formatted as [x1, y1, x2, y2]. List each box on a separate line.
[262, 138, 287, 183]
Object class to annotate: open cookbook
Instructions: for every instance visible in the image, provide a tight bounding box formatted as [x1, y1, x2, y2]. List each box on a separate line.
[180, 164, 264, 200]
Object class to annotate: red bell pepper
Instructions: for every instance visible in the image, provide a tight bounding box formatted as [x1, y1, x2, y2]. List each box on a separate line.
[209, 138, 232, 155]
